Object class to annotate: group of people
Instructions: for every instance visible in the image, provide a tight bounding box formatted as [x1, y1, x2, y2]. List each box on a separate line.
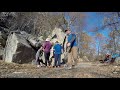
[35, 29, 78, 69]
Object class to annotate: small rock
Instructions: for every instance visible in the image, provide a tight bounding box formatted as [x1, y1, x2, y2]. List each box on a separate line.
[113, 71, 118, 74]
[13, 72, 24, 74]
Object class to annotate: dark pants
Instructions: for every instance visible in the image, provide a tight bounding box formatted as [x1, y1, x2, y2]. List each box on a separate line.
[44, 52, 50, 66]
[36, 58, 44, 65]
[54, 54, 61, 67]
[104, 58, 109, 62]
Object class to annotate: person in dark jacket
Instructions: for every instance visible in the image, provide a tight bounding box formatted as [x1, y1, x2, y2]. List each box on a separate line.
[43, 38, 52, 67]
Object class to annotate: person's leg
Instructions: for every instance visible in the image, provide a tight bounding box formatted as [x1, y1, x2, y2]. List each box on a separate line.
[44, 52, 47, 66]
[47, 52, 51, 66]
[58, 54, 61, 67]
[39, 59, 45, 66]
[35, 51, 40, 65]
[72, 47, 78, 66]
[54, 54, 57, 67]
[67, 50, 73, 67]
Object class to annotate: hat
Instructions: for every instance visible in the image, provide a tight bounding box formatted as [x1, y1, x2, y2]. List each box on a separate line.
[46, 38, 50, 41]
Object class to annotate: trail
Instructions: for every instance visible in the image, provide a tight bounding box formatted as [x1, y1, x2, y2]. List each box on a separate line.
[0, 61, 120, 78]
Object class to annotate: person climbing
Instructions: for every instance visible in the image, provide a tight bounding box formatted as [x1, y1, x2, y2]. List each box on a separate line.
[65, 29, 78, 69]
[35, 47, 45, 67]
[35, 40, 45, 67]
[53, 40, 63, 68]
[42, 38, 52, 67]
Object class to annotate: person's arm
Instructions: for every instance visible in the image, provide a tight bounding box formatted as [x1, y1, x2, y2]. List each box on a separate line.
[42, 42, 46, 51]
[61, 45, 63, 53]
[53, 45, 56, 54]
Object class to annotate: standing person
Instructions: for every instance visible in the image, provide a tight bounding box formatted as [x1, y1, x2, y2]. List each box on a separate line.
[65, 29, 78, 69]
[53, 40, 63, 68]
[43, 38, 52, 67]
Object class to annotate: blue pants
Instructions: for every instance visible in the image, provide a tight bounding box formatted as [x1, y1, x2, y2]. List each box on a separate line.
[54, 54, 61, 66]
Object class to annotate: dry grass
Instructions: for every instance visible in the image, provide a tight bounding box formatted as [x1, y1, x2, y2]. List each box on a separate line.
[0, 60, 120, 78]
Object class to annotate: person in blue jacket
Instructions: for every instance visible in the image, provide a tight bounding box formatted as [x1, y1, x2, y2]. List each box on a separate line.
[65, 29, 78, 69]
[53, 40, 63, 68]
[110, 51, 120, 63]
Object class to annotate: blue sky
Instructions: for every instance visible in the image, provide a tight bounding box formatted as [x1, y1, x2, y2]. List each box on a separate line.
[64, 12, 110, 38]
[85, 12, 111, 53]
[85, 12, 110, 38]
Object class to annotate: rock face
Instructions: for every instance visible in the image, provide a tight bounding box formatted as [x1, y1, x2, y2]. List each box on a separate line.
[0, 31, 7, 47]
[3, 32, 36, 64]
[20, 31, 43, 51]
[0, 47, 4, 60]
[0, 31, 7, 60]
[49, 27, 66, 44]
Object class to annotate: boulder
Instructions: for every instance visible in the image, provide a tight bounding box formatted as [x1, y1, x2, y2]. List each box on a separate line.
[77, 58, 83, 63]
[0, 31, 7, 47]
[0, 47, 4, 60]
[3, 32, 36, 64]
[82, 56, 89, 61]
[20, 31, 43, 51]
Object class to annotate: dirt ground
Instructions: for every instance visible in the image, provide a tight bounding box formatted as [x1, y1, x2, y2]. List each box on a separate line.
[0, 60, 120, 78]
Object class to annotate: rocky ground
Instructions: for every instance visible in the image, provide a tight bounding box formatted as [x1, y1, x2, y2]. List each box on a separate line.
[0, 60, 120, 78]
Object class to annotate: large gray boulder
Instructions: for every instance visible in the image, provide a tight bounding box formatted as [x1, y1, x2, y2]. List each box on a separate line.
[0, 47, 4, 60]
[0, 31, 7, 47]
[3, 32, 36, 64]
[20, 31, 43, 50]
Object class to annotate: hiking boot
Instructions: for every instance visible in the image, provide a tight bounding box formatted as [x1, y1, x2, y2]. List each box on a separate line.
[53, 66, 57, 68]
[57, 65, 62, 68]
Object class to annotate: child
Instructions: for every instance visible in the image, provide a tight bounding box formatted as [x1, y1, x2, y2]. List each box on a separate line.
[53, 40, 63, 68]
[35, 47, 44, 67]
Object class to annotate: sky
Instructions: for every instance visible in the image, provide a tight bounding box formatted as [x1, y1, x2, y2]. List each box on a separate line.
[65, 12, 110, 38]
[85, 12, 110, 37]
[65, 12, 111, 50]
[65, 12, 112, 53]
[85, 12, 112, 54]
